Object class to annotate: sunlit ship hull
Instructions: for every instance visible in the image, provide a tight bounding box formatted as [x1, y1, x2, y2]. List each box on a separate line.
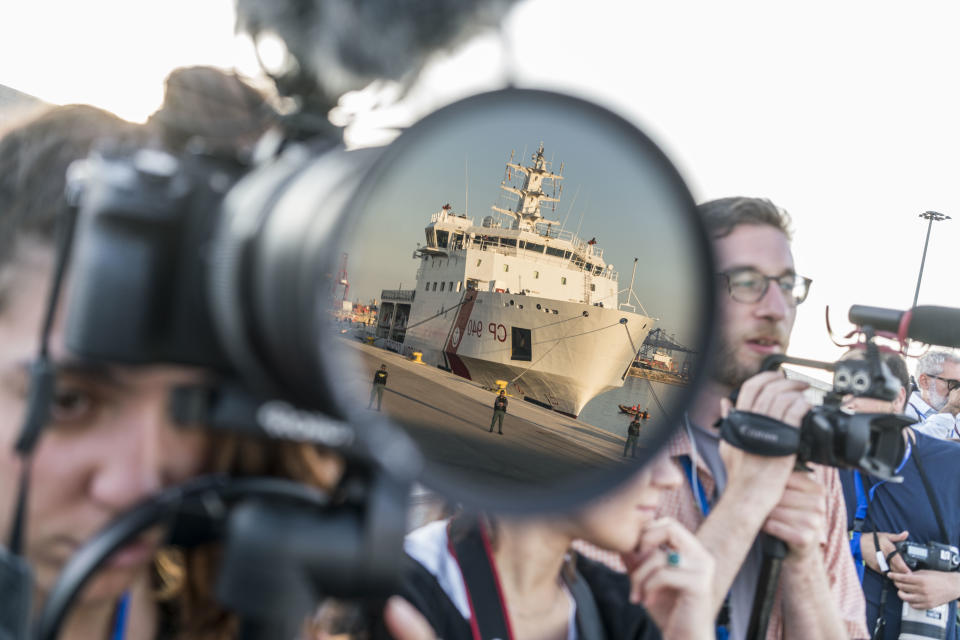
[400, 290, 653, 416]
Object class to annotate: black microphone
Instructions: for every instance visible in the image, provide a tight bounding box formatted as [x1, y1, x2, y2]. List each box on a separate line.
[848, 305, 960, 348]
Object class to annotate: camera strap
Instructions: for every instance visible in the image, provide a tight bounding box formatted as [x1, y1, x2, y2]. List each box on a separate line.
[851, 439, 913, 581]
[447, 518, 605, 640]
[910, 440, 950, 545]
[447, 518, 514, 640]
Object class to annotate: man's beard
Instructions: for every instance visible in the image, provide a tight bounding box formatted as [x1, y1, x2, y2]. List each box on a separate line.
[712, 338, 758, 389]
[925, 380, 949, 411]
[711, 328, 789, 389]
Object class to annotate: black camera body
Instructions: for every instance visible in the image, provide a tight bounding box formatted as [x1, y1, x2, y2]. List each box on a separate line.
[719, 337, 910, 481]
[896, 540, 960, 572]
[67, 148, 241, 370]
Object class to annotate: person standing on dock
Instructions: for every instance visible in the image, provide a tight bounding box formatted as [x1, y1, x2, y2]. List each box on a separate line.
[489, 389, 508, 434]
[624, 413, 641, 458]
[368, 363, 388, 411]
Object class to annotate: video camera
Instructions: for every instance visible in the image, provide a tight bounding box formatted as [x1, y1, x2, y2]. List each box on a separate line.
[720, 329, 911, 481]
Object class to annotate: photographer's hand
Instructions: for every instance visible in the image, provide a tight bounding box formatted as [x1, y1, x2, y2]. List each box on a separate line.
[763, 471, 827, 559]
[888, 568, 960, 610]
[623, 518, 715, 640]
[693, 372, 807, 611]
[859, 530, 909, 574]
[383, 597, 438, 640]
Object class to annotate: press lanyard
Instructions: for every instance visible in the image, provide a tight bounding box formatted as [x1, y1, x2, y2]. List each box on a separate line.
[110, 591, 130, 640]
[851, 439, 913, 581]
[677, 455, 729, 640]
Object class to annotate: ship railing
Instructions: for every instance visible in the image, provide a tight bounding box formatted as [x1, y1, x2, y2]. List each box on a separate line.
[530, 222, 604, 260]
[471, 241, 618, 281]
[381, 289, 416, 303]
[383, 338, 405, 353]
[431, 210, 475, 225]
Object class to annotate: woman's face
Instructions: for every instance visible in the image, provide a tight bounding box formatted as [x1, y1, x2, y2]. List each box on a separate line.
[570, 453, 682, 553]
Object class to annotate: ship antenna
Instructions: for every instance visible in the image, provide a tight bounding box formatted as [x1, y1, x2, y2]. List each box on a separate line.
[559, 184, 580, 233]
[574, 201, 589, 238]
[464, 155, 469, 217]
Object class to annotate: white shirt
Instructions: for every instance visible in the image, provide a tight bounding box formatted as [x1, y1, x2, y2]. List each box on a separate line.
[905, 390, 939, 422]
[906, 390, 959, 440]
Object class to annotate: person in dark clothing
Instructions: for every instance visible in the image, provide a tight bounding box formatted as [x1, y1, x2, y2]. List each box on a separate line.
[837, 349, 960, 639]
[624, 414, 641, 457]
[369, 363, 388, 411]
[377, 454, 716, 640]
[489, 389, 507, 434]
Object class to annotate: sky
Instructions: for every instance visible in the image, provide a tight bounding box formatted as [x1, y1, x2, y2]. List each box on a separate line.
[4, 0, 960, 376]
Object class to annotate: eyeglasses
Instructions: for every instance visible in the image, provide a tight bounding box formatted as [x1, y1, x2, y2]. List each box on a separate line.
[717, 268, 812, 306]
[932, 375, 960, 392]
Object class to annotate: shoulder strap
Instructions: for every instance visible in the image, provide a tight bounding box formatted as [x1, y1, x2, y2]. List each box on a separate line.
[910, 441, 951, 544]
[565, 565, 606, 640]
[448, 518, 514, 640]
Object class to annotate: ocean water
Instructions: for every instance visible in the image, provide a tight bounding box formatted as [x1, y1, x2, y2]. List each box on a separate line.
[578, 376, 685, 438]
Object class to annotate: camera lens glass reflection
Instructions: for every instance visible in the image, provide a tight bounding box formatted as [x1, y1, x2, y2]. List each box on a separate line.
[324, 91, 712, 507]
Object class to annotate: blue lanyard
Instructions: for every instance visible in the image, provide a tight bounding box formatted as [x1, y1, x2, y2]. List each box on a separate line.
[678, 455, 728, 640]
[908, 399, 936, 420]
[678, 455, 711, 516]
[111, 592, 130, 640]
[851, 439, 913, 581]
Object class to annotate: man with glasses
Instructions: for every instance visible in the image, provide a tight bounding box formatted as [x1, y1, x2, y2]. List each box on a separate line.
[907, 351, 960, 441]
[652, 197, 867, 639]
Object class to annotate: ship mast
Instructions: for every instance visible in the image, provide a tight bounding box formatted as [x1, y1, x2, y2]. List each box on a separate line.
[491, 142, 564, 231]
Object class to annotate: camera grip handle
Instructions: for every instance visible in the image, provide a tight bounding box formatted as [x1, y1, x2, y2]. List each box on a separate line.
[719, 410, 799, 457]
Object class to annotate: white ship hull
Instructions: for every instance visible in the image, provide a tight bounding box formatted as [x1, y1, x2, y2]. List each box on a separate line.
[402, 290, 653, 416]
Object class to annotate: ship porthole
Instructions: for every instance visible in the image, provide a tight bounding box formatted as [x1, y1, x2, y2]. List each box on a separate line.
[582, 310, 589, 317]
[509, 300, 515, 306]
[536, 304, 541, 310]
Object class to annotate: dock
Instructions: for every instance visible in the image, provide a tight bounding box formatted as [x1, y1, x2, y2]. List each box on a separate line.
[339, 337, 649, 491]
[626, 366, 689, 387]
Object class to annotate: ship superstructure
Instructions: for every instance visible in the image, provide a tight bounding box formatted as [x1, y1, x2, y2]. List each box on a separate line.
[375, 144, 654, 417]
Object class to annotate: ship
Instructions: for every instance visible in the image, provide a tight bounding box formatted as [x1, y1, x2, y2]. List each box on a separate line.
[372, 143, 655, 417]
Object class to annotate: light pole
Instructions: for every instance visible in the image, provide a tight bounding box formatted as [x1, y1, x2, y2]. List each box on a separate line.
[912, 210, 951, 308]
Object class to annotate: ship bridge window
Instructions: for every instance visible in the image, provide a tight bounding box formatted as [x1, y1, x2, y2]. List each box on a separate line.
[561, 277, 567, 285]
[585, 263, 594, 273]
[440, 281, 445, 291]
[425, 229, 436, 247]
[524, 242, 545, 254]
[449, 281, 454, 291]
[545, 246, 565, 258]
[456, 281, 462, 292]
[503, 264, 509, 272]
[436, 230, 449, 248]
[424, 281, 430, 291]
[499, 237, 517, 248]
[510, 327, 532, 362]
[432, 282, 438, 291]
[594, 266, 603, 275]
